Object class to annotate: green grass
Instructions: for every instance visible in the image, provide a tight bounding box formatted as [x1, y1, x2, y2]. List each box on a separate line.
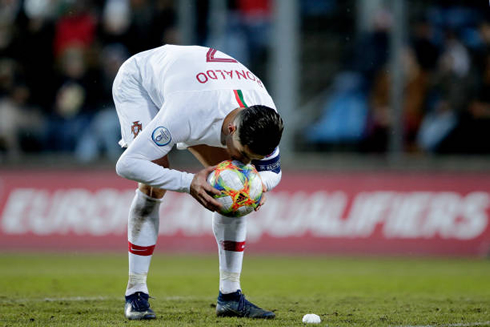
[0, 253, 489, 326]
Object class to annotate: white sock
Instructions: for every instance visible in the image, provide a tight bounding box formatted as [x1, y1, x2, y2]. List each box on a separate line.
[212, 213, 247, 294]
[126, 189, 161, 296]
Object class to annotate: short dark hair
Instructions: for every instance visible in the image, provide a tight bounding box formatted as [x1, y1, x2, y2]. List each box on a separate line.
[235, 105, 284, 156]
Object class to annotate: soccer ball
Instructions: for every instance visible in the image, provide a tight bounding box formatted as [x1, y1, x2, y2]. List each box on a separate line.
[207, 160, 263, 217]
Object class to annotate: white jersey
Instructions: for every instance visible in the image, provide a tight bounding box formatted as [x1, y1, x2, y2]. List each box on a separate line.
[114, 45, 281, 193]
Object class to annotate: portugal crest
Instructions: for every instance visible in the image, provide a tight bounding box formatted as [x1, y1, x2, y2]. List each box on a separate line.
[131, 121, 142, 138]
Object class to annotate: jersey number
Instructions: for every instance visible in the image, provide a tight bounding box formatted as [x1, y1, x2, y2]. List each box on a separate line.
[206, 48, 237, 63]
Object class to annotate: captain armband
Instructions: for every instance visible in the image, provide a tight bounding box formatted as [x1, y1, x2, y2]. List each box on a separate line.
[252, 150, 281, 174]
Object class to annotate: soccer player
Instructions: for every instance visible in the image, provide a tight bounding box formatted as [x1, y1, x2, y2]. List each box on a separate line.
[113, 45, 283, 320]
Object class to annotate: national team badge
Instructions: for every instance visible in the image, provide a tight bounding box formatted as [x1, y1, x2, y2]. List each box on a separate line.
[131, 121, 142, 138]
[152, 126, 172, 146]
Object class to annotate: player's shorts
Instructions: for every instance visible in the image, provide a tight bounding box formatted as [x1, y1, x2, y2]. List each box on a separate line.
[112, 56, 160, 148]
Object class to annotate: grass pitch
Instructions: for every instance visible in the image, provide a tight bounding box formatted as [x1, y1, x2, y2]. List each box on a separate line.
[0, 253, 489, 326]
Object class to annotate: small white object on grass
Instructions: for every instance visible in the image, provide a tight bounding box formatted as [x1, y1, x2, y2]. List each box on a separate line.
[302, 313, 321, 324]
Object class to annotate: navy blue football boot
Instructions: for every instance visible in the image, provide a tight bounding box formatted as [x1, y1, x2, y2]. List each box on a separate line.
[124, 292, 156, 320]
[216, 290, 275, 319]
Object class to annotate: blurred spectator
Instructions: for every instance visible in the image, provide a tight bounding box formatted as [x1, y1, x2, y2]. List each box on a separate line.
[468, 53, 490, 121]
[219, 0, 271, 81]
[75, 44, 128, 162]
[98, 0, 177, 54]
[126, 0, 154, 53]
[150, 0, 178, 46]
[13, 0, 57, 111]
[431, 52, 490, 154]
[304, 72, 368, 151]
[53, 0, 97, 58]
[417, 30, 477, 153]
[0, 58, 15, 97]
[466, 21, 490, 82]
[98, 0, 132, 48]
[0, 0, 22, 58]
[0, 58, 44, 160]
[411, 18, 440, 73]
[0, 58, 23, 157]
[352, 8, 391, 86]
[366, 47, 429, 152]
[44, 45, 101, 152]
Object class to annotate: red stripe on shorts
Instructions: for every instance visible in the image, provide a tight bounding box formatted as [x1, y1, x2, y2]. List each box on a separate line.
[128, 242, 156, 256]
[220, 240, 246, 252]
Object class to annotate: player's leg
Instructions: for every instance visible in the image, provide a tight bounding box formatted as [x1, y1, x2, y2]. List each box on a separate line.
[187, 146, 242, 295]
[124, 182, 164, 320]
[212, 211, 274, 319]
[213, 214, 245, 295]
[124, 157, 168, 320]
[113, 56, 162, 320]
[126, 156, 168, 296]
[188, 145, 275, 319]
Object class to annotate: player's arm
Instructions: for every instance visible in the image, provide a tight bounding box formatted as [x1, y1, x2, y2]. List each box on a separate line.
[251, 147, 282, 192]
[115, 112, 221, 210]
[115, 124, 193, 192]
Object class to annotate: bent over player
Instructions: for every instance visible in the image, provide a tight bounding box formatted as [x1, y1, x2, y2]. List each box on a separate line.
[113, 45, 283, 320]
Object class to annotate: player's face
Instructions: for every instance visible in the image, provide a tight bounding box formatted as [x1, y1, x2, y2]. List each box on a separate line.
[226, 129, 265, 165]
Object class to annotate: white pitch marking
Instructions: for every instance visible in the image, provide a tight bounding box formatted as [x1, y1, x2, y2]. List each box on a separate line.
[1, 295, 207, 303]
[392, 322, 490, 327]
[0, 296, 115, 303]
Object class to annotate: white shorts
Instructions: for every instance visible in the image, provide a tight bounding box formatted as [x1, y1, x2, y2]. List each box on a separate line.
[112, 56, 160, 148]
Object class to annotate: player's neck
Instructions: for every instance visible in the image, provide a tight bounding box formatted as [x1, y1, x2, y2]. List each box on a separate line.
[222, 107, 243, 136]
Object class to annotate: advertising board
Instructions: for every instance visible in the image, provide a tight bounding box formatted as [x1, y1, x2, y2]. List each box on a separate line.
[1, 169, 489, 256]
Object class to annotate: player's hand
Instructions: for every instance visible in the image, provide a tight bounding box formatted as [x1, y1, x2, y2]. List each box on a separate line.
[254, 183, 267, 211]
[190, 165, 222, 212]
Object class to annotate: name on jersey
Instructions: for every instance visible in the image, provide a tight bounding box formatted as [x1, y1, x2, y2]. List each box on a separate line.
[196, 69, 264, 88]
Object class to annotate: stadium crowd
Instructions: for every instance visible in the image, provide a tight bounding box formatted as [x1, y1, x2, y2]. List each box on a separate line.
[304, 1, 490, 154]
[0, 0, 179, 162]
[1, 0, 490, 162]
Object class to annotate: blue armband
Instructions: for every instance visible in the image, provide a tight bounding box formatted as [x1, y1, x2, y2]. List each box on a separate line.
[252, 153, 281, 174]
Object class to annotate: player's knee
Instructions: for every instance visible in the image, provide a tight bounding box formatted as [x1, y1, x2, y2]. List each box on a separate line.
[139, 184, 166, 199]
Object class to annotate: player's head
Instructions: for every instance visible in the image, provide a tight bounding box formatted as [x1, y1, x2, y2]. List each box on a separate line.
[228, 105, 283, 163]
